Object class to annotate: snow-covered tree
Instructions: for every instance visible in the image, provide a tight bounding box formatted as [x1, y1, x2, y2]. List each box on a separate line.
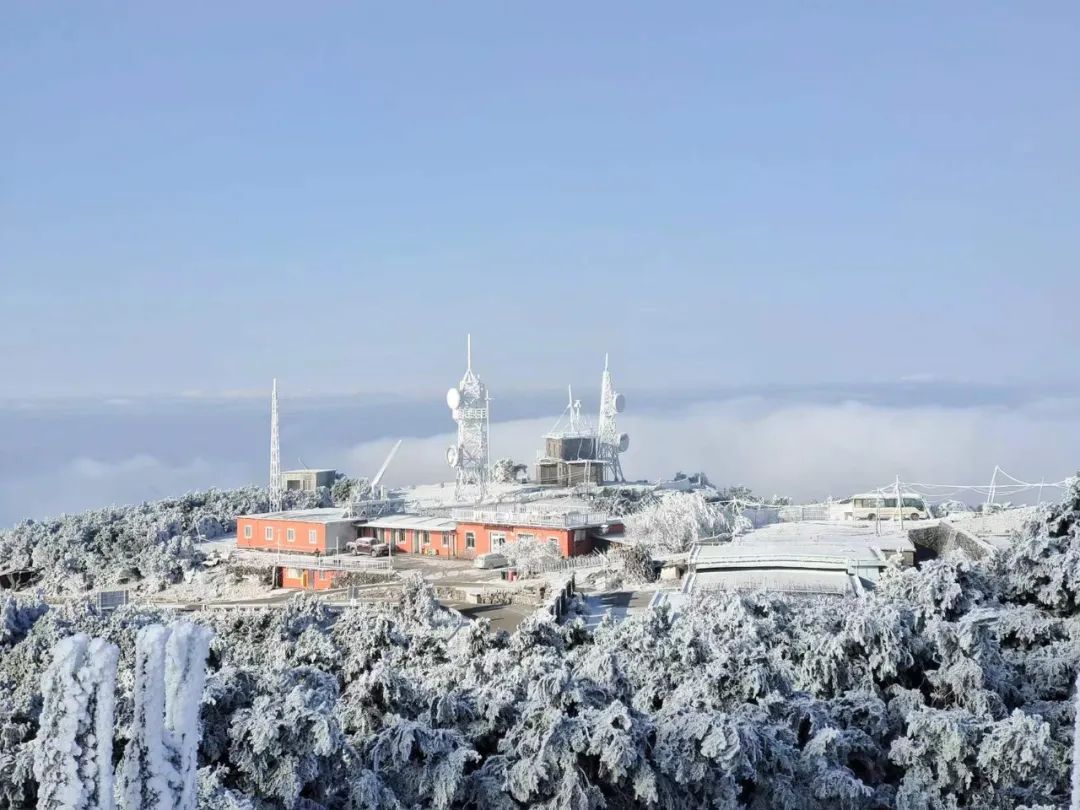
[623, 491, 729, 552]
[490, 459, 526, 484]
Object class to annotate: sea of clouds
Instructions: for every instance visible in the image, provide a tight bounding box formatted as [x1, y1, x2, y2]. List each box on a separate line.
[2, 386, 1078, 527]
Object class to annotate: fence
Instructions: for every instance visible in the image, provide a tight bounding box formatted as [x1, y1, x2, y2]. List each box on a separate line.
[519, 550, 623, 578]
[777, 504, 832, 522]
[229, 548, 393, 573]
[97, 590, 129, 612]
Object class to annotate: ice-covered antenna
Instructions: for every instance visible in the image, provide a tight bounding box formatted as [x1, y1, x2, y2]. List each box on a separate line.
[371, 440, 402, 491]
[269, 379, 282, 512]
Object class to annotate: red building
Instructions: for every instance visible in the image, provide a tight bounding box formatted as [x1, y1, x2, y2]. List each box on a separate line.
[450, 506, 621, 559]
[235, 508, 359, 590]
[357, 515, 457, 556]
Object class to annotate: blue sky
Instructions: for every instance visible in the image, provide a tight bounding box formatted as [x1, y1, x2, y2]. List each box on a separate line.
[3, 2, 1078, 398]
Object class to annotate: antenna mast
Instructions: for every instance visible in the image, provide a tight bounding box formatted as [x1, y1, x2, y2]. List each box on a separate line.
[597, 354, 628, 482]
[269, 378, 283, 512]
[446, 334, 490, 501]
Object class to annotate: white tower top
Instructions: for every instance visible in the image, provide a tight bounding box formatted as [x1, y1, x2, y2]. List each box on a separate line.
[597, 355, 628, 482]
[269, 378, 283, 512]
[446, 334, 491, 501]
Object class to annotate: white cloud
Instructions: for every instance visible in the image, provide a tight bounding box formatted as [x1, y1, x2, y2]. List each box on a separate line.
[4, 396, 1078, 527]
[340, 398, 1080, 503]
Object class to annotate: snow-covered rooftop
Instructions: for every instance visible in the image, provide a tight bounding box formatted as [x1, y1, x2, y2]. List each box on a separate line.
[240, 508, 356, 524]
[359, 514, 457, 532]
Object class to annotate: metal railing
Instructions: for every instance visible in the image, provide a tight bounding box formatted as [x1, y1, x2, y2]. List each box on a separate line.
[451, 506, 609, 528]
[230, 548, 393, 572]
[519, 552, 617, 577]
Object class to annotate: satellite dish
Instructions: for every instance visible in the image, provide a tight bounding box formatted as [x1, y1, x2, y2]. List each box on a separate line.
[614, 392, 626, 413]
[617, 433, 630, 453]
[446, 445, 460, 468]
[446, 387, 461, 409]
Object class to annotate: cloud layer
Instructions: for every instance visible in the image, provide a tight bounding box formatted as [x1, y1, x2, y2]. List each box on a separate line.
[3, 396, 1078, 526]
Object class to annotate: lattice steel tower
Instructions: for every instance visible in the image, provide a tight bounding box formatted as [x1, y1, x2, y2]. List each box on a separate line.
[597, 354, 629, 482]
[446, 335, 491, 501]
[269, 378, 283, 512]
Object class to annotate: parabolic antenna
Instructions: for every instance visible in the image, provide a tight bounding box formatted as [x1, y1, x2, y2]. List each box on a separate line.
[613, 392, 626, 413]
[446, 387, 461, 410]
[617, 433, 630, 453]
[446, 445, 460, 468]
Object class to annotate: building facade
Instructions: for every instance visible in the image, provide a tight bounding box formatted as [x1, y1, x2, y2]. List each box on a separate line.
[235, 508, 357, 590]
[280, 469, 337, 492]
[236, 508, 359, 555]
[450, 506, 621, 559]
[357, 515, 457, 556]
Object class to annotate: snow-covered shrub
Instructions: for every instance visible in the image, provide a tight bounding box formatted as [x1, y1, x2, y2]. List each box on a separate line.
[623, 491, 729, 553]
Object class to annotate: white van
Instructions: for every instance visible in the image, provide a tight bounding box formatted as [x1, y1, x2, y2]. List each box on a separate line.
[473, 552, 509, 570]
[848, 493, 929, 522]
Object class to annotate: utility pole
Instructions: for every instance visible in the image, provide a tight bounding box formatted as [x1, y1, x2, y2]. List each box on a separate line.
[270, 379, 282, 514]
[896, 476, 904, 531]
[985, 465, 999, 512]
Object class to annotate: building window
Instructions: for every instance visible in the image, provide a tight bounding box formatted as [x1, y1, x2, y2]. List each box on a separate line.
[442, 534, 449, 547]
[419, 531, 429, 546]
[243, 525, 252, 539]
[574, 529, 586, 544]
[548, 536, 558, 545]
[465, 532, 476, 549]
[395, 529, 404, 546]
[490, 532, 506, 548]
[308, 529, 317, 544]
[517, 533, 536, 543]
[287, 528, 295, 541]
[265, 527, 274, 541]
[286, 568, 300, 578]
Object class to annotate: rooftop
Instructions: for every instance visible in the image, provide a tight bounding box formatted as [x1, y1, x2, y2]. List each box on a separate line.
[359, 514, 457, 532]
[688, 521, 914, 591]
[241, 508, 356, 524]
[281, 468, 336, 475]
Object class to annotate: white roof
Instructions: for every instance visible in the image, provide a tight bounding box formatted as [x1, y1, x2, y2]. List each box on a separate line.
[850, 492, 925, 500]
[360, 514, 456, 532]
[692, 521, 914, 569]
[241, 508, 355, 525]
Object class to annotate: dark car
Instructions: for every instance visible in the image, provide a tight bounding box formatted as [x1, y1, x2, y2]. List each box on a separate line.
[347, 538, 389, 557]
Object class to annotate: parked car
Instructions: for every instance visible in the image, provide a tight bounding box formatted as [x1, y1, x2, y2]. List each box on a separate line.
[473, 552, 508, 570]
[347, 538, 389, 557]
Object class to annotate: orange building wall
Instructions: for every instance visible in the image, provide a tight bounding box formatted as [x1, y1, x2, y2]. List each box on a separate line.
[358, 526, 456, 556]
[453, 523, 580, 558]
[237, 517, 328, 554]
[278, 566, 340, 590]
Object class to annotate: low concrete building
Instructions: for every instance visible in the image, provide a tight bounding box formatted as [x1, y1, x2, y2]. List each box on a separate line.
[280, 469, 337, 492]
[686, 521, 915, 598]
[237, 508, 360, 555]
[235, 507, 359, 589]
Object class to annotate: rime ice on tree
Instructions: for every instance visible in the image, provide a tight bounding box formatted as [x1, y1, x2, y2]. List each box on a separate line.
[118, 621, 213, 810]
[34, 634, 120, 810]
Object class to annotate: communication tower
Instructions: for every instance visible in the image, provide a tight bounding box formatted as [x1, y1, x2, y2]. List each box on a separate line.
[446, 335, 491, 501]
[597, 354, 629, 482]
[269, 378, 283, 512]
